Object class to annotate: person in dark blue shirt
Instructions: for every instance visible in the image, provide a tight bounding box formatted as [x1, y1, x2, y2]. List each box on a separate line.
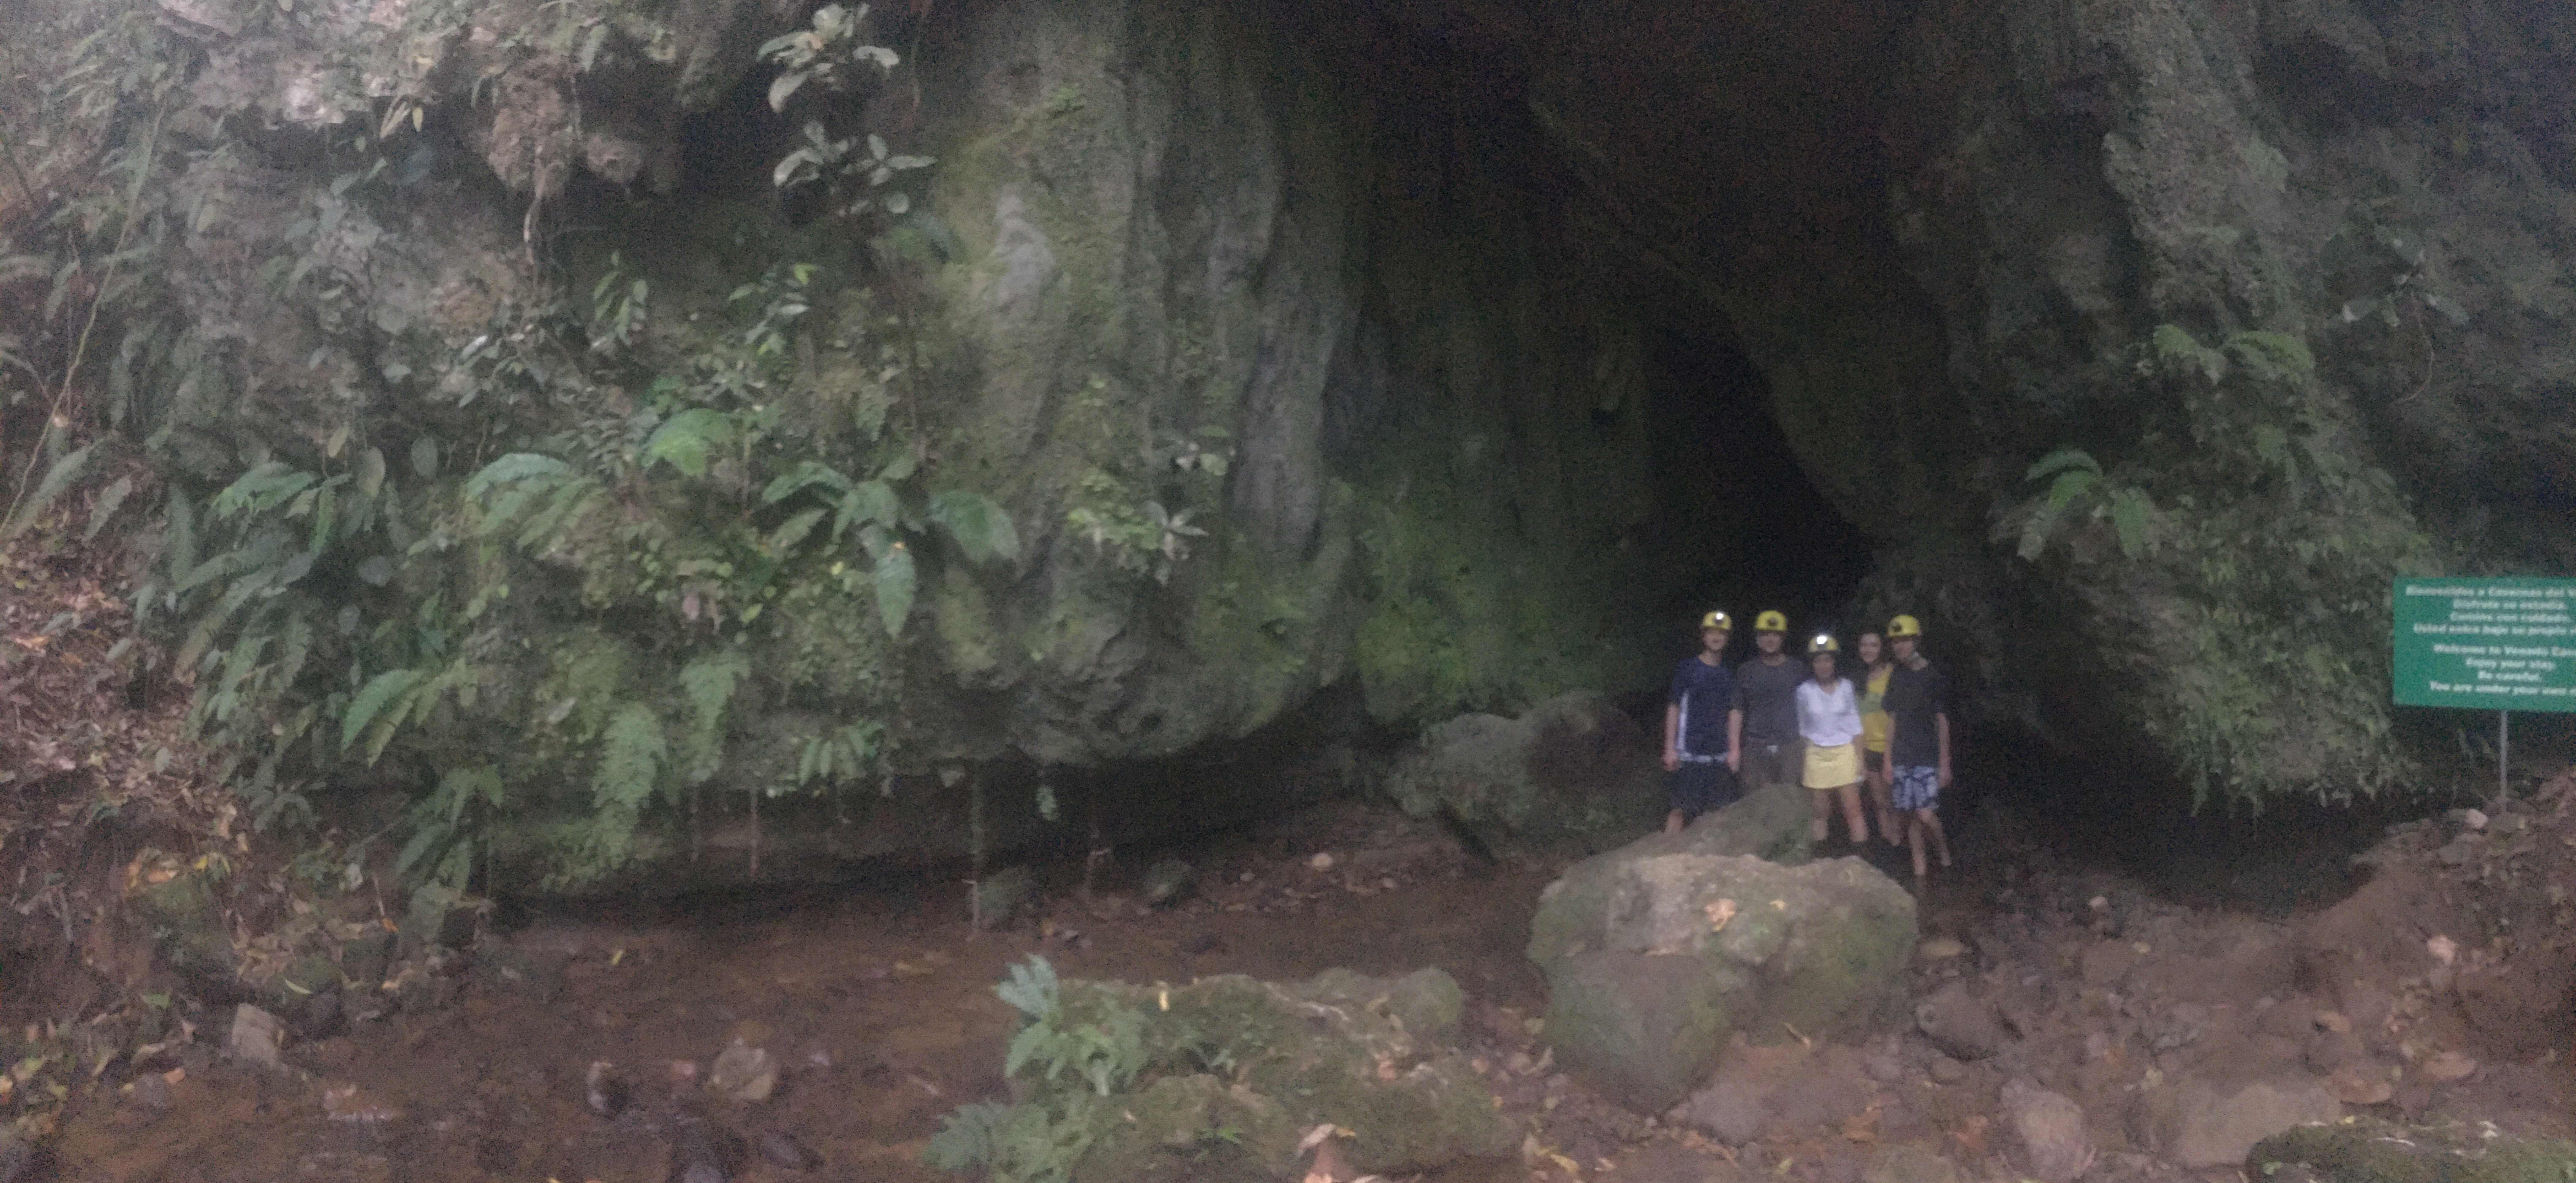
[1663, 611, 1742, 833]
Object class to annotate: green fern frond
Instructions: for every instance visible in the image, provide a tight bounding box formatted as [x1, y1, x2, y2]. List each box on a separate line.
[593, 702, 669, 814]
[677, 650, 749, 785]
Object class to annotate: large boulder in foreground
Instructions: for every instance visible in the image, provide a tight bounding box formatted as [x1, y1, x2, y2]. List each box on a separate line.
[1380, 690, 1666, 863]
[1527, 786, 1915, 1112]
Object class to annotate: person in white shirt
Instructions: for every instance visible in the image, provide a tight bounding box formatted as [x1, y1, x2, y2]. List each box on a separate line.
[1794, 633, 1869, 846]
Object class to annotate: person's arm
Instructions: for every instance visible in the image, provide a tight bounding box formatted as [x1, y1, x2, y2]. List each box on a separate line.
[1935, 712, 1952, 787]
[1663, 704, 1682, 771]
[1726, 708, 1743, 773]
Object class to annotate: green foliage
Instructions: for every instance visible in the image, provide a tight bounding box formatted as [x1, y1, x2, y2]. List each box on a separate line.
[677, 650, 750, 786]
[924, 957, 1149, 1183]
[2023, 324, 2433, 808]
[760, 6, 930, 220]
[2014, 448, 2157, 562]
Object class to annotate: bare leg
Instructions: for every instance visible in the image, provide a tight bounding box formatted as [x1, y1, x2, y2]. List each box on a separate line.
[1868, 761, 1898, 843]
[1835, 783, 1869, 843]
[1665, 809, 1685, 835]
[1908, 815, 1928, 881]
[1920, 808, 1952, 868]
[1810, 790, 1832, 842]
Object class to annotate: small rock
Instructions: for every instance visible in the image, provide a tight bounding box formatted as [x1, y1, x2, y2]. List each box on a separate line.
[755, 1129, 820, 1169]
[1915, 985, 2009, 1060]
[2434, 839, 2478, 867]
[709, 1038, 779, 1103]
[2454, 808, 2488, 831]
[671, 1117, 747, 1183]
[2326, 1063, 2393, 1105]
[229, 1003, 287, 1070]
[320, 1079, 401, 1124]
[128, 1071, 174, 1111]
[1138, 858, 1196, 907]
[2419, 1051, 2476, 1082]
[2312, 1010, 2351, 1035]
[585, 1060, 630, 1117]
[1680, 1078, 1770, 1145]
[1308, 852, 1335, 871]
[1917, 936, 1965, 961]
[2000, 1079, 2094, 1183]
[2487, 813, 2528, 836]
[1929, 1056, 1967, 1083]
[2304, 1029, 2361, 1075]
[1862, 1144, 1965, 1183]
[1864, 1053, 1906, 1083]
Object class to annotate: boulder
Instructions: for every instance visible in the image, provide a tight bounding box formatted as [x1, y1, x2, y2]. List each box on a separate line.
[1527, 795, 1915, 1112]
[1381, 690, 1667, 862]
[2249, 1116, 2576, 1183]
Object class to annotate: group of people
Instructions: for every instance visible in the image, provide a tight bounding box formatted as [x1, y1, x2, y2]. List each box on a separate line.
[1660, 610, 1954, 886]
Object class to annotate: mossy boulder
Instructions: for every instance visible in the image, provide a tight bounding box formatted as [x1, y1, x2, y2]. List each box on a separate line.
[1527, 789, 1915, 1113]
[2249, 1117, 2576, 1183]
[1044, 967, 1510, 1181]
[123, 871, 241, 999]
[1381, 690, 1667, 863]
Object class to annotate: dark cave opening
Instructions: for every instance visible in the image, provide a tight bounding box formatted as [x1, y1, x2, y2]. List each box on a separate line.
[1638, 329, 1876, 657]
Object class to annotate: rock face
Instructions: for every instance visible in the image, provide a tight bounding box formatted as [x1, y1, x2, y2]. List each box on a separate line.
[1379, 691, 1666, 863]
[18, 0, 2576, 882]
[1526, 789, 1917, 1112]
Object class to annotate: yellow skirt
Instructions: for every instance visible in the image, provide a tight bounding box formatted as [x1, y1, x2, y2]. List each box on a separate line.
[1802, 741, 1861, 789]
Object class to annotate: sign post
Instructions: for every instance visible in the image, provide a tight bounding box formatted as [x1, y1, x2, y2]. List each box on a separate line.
[2392, 577, 2576, 800]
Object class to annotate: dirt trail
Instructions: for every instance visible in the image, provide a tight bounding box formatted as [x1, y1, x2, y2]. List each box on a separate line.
[35, 783, 2576, 1183]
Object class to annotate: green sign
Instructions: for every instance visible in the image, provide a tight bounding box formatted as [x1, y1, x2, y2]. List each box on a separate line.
[2392, 577, 2576, 711]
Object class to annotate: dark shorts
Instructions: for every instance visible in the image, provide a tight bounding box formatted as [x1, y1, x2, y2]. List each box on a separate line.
[1740, 740, 1799, 790]
[1669, 762, 1741, 820]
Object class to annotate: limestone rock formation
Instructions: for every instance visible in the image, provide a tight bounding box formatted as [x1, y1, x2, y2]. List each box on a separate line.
[1525, 794, 1917, 1112]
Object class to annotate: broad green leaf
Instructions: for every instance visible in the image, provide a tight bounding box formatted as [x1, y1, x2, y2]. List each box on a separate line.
[644, 408, 735, 478]
[409, 436, 439, 478]
[927, 488, 1020, 564]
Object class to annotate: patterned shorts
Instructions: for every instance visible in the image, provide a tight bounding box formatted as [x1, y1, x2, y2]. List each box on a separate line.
[1892, 765, 1941, 812]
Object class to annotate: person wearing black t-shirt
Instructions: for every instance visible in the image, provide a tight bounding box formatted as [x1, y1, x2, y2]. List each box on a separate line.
[1727, 610, 1806, 794]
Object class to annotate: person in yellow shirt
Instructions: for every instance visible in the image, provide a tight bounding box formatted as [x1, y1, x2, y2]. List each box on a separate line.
[1855, 631, 1898, 844]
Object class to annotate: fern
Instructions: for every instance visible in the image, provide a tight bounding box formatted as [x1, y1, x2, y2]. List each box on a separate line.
[1, 444, 93, 541]
[677, 650, 749, 785]
[340, 668, 427, 751]
[593, 702, 669, 815]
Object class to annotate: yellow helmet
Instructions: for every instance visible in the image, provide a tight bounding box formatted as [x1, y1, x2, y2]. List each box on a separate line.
[1700, 611, 1733, 631]
[1754, 610, 1788, 633]
[1807, 633, 1840, 656]
[1887, 614, 1923, 638]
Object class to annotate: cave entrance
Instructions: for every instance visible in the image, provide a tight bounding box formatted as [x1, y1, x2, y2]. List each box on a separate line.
[1639, 327, 1875, 659]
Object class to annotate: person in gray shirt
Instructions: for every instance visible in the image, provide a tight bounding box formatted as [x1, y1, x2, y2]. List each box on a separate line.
[1728, 610, 1806, 792]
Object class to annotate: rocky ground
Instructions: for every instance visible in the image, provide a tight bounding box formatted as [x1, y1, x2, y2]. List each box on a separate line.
[3, 764, 2568, 1182]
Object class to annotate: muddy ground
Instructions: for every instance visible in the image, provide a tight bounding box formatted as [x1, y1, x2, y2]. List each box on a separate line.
[23, 767, 2574, 1183]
